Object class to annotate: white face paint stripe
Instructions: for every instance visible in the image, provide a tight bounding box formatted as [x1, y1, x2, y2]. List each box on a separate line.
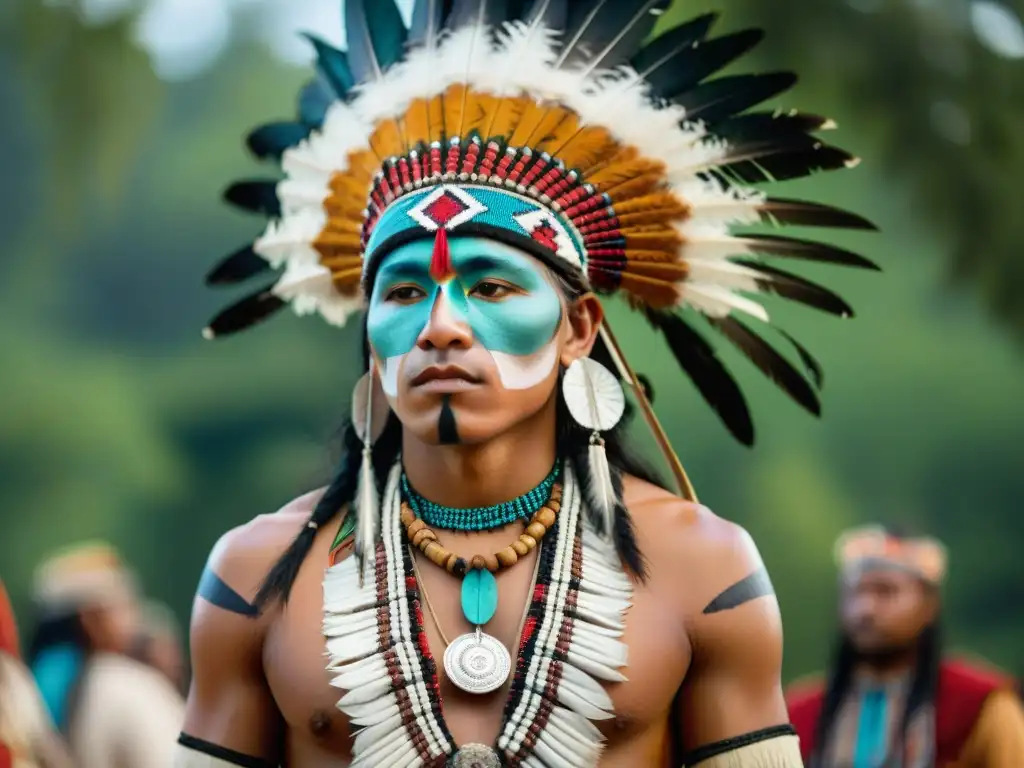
[490, 338, 559, 391]
[381, 354, 405, 397]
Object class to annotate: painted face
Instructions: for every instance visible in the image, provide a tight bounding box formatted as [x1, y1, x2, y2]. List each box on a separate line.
[366, 236, 566, 444]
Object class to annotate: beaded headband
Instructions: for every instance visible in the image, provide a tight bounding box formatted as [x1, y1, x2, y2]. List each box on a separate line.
[835, 526, 948, 586]
[204, 0, 877, 448]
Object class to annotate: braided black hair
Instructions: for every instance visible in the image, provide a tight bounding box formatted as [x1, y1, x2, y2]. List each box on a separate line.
[254, 250, 665, 609]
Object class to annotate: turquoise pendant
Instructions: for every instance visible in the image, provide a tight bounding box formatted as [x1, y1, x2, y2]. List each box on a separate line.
[461, 569, 498, 626]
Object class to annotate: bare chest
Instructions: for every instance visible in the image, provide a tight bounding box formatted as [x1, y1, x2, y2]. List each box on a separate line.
[263, 542, 690, 765]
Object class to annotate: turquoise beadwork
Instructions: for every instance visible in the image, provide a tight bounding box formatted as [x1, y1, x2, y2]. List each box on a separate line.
[461, 569, 499, 625]
[403, 464, 559, 531]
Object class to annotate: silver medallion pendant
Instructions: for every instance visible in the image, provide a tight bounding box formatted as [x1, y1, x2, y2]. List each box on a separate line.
[451, 743, 502, 768]
[443, 627, 511, 695]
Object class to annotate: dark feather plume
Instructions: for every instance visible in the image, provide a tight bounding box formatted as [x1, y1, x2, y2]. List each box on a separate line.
[645, 310, 754, 445]
[560, 0, 669, 68]
[647, 29, 764, 100]
[630, 12, 718, 78]
[409, 0, 454, 48]
[298, 77, 334, 128]
[523, 0, 570, 29]
[448, 0, 511, 29]
[707, 316, 821, 416]
[757, 198, 877, 231]
[344, 0, 408, 83]
[737, 234, 879, 270]
[204, 285, 286, 339]
[717, 143, 857, 185]
[205, 245, 272, 286]
[735, 260, 856, 317]
[677, 72, 797, 124]
[778, 329, 824, 390]
[302, 34, 355, 97]
[246, 122, 312, 161]
[223, 181, 280, 217]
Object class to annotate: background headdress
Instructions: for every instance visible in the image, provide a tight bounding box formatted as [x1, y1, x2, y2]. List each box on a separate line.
[834, 525, 948, 586]
[204, 0, 876, 490]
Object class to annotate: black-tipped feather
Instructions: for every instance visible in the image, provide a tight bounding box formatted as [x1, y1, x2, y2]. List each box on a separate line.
[223, 181, 280, 217]
[344, 0, 408, 83]
[246, 122, 312, 161]
[572, 0, 675, 72]
[560, 0, 667, 68]
[409, 0, 454, 48]
[677, 72, 797, 124]
[648, 29, 764, 100]
[646, 310, 754, 445]
[714, 111, 833, 143]
[205, 285, 286, 338]
[758, 198, 877, 231]
[717, 143, 857, 185]
[707, 316, 821, 416]
[630, 12, 718, 77]
[737, 260, 856, 317]
[206, 245, 272, 286]
[298, 77, 334, 128]
[738, 233, 880, 270]
[779, 329, 824, 390]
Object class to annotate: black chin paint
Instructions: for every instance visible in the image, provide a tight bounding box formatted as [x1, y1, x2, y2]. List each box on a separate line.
[438, 395, 460, 445]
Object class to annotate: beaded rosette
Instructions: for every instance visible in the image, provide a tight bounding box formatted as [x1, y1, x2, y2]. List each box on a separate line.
[205, 0, 876, 446]
[324, 462, 633, 767]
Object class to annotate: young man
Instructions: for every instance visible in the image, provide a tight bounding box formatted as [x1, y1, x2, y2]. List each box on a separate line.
[28, 543, 185, 768]
[786, 525, 1024, 767]
[181, 2, 876, 766]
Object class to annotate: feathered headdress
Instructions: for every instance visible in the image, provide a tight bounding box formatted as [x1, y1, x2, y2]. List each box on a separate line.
[835, 526, 948, 586]
[204, 0, 876, 489]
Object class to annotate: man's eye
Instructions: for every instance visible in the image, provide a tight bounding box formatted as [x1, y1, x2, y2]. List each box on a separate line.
[386, 285, 426, 303]
[470, 281, 514, 299]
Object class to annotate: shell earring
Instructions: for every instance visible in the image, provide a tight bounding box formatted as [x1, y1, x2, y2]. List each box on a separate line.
[350, 360, 390, 566]
[562, 357, 626, 538]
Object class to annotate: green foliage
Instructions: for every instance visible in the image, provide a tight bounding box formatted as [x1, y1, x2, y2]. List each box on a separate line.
[1, 1, 1022, 685]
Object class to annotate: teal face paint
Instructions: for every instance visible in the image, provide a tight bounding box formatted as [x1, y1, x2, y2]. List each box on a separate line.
[366, 237, 563, 363]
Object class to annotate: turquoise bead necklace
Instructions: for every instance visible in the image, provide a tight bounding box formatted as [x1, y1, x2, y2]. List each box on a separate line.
[400, 465, 562, 695]
[402, 463, 559, 531]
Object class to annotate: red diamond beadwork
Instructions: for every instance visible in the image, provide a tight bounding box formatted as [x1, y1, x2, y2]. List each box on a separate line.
[530, 221, 559, 251]
[422, 191, 469, 226]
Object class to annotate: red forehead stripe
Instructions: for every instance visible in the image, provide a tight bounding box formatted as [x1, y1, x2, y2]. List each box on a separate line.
[429, 227, 454, 282]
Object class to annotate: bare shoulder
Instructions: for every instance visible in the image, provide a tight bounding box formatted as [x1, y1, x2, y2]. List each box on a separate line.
[203, 488, 327, 604]
[622, 475, 776, 623]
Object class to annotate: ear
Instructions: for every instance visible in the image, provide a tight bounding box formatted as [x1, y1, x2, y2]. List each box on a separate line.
[560, 293, 604, 367]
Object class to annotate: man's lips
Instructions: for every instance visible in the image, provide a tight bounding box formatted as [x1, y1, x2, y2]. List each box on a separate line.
[410, 365, 481, 388]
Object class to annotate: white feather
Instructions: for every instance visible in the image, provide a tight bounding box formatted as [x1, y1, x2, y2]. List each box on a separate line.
[679, 283, 771, 322]
[255, 208, 326, 268]
[271, 261, 364, 327]
[586, 442, 616, 538]
[353, 448, 379, 560]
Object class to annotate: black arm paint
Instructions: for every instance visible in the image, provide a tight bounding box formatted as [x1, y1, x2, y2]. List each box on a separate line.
[437, 394, 460, 445]
[702, 567, 775, 615]
[178, 734, 276, 767]
[197, 567, 258, 618]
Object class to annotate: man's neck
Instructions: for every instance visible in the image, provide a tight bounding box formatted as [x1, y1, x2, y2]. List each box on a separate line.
[401, 401, 559, 509]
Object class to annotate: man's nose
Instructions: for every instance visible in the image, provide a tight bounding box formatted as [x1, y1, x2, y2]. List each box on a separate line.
[416, 288, 472, 350]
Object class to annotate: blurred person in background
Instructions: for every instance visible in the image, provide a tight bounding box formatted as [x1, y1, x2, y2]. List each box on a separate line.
[130, 600, 187, 696]
[787, 525, 1024, 766]
[0, 580, 73, 768]
[28, 542, 185, 768]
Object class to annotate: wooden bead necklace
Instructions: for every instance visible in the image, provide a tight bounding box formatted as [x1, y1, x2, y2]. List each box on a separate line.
[400, 481, 561, 577]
